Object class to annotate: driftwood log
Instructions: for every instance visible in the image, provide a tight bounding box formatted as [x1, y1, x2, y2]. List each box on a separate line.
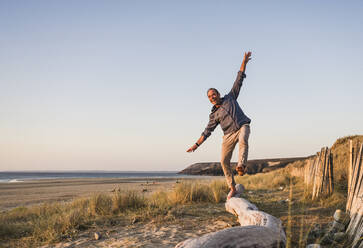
[176, 226, 285, 248]
[175, 184, 286, 248]
[225, 186, 284, 236]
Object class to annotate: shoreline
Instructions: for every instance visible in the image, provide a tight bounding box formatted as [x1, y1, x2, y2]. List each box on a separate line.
[0, 171, 203, 183]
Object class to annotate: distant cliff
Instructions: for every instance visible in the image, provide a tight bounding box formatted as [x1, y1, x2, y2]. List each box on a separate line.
[178, 157, 309, 176]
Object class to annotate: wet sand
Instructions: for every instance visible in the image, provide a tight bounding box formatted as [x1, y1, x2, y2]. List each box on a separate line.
[0, 177, 201, 211]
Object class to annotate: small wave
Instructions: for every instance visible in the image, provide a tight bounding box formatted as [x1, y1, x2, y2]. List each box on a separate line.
[9, 179, 23, 183]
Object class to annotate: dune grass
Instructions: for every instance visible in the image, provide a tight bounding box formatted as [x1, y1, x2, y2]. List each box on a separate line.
[0, 179, 230, 246]
[235, 166, 298, 190]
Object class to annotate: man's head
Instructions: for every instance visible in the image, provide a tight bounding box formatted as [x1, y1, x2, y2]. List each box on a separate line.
[207, 88, 221, 106]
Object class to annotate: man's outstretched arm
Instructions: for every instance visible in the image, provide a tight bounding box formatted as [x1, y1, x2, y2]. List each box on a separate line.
[229, 51, 252, 99]
[187, 113, 219, 152]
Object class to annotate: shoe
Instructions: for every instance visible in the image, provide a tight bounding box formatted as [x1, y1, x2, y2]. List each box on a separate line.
[236, 166, 245, 176]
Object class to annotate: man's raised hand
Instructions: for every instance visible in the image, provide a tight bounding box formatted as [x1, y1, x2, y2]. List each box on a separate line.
[240, 51, 252, 72]
[244, 51, 252, 64]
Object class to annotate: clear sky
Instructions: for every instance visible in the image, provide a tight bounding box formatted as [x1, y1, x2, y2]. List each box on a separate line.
[1, 1, 362, 171]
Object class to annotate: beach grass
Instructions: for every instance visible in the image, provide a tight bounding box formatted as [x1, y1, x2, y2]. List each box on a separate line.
[0, 179, 230, 247]
[235, 166, 297, 190]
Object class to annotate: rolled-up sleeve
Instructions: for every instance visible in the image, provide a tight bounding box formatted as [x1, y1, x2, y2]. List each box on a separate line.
[201, 112, 219, 140]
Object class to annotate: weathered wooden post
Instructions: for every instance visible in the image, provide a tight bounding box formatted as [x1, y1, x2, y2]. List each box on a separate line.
[347, 143, 363, 213]
[310, 156, 318, 186]
[312, 147, 334, 200]
[304, 159, 310, 185]
[346, 143, 363, 248]
[328, 150, 334, 194]
[305, 156, 317, 187]
[323, 149, 334, 195]
[311, 151, 321, 199]
[312, 148, 324, 199]
[348, 140, 354, 193]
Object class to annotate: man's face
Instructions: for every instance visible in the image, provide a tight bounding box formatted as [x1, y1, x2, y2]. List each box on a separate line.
[207, 89, 221, 106]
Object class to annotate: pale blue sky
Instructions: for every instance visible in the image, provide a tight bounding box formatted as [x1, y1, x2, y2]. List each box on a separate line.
[1, 1, 362, 171]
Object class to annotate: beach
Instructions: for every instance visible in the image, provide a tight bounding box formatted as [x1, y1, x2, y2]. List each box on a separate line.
[0, 176, 235, 248]
[0, 177, 202, 211]
[1, 158, 351, 247]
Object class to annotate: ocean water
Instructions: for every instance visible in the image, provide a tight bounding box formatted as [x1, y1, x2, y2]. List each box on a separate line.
[0, 171, 196, 183]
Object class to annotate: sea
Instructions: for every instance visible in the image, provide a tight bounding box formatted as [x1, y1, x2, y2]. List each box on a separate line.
[0, 171, 201, 183]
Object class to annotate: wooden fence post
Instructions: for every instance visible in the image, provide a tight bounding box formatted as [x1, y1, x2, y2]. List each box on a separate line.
[346, 143, 363, 248]
[347, 144, 363, 213]
[311, 147, 334, 200]
[328, 151, 334, 194]
[349, 140, 354, 193]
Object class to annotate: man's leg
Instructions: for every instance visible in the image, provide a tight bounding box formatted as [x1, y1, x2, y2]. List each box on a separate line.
[237, 124, 251, 174]
[221, 131, 239, 197]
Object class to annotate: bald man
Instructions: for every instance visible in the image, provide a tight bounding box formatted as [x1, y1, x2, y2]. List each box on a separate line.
[187, 51, 252, 199]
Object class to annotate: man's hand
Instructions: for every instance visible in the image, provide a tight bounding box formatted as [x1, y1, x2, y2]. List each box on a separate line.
[240, 51, 252, 72]
[186, 144, 198, 153]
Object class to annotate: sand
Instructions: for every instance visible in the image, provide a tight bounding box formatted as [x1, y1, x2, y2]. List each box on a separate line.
[0, 177, 205, 211]
[39, 218, 235, 248]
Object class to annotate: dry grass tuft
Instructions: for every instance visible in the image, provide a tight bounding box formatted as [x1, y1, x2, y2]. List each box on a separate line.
[210, 180, 229, 203]
[169, 181, 210, 204]
[89, 193, 112, 216]
[150, 180, 229, 206]
[111, 191, 146, 214]
[235, 168, 299, 190]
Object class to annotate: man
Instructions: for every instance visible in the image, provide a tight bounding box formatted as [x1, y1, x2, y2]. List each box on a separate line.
[186, 51, 252, 199]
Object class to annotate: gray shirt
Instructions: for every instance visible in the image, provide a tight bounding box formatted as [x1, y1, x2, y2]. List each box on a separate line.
[201, 71, 251, 140]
